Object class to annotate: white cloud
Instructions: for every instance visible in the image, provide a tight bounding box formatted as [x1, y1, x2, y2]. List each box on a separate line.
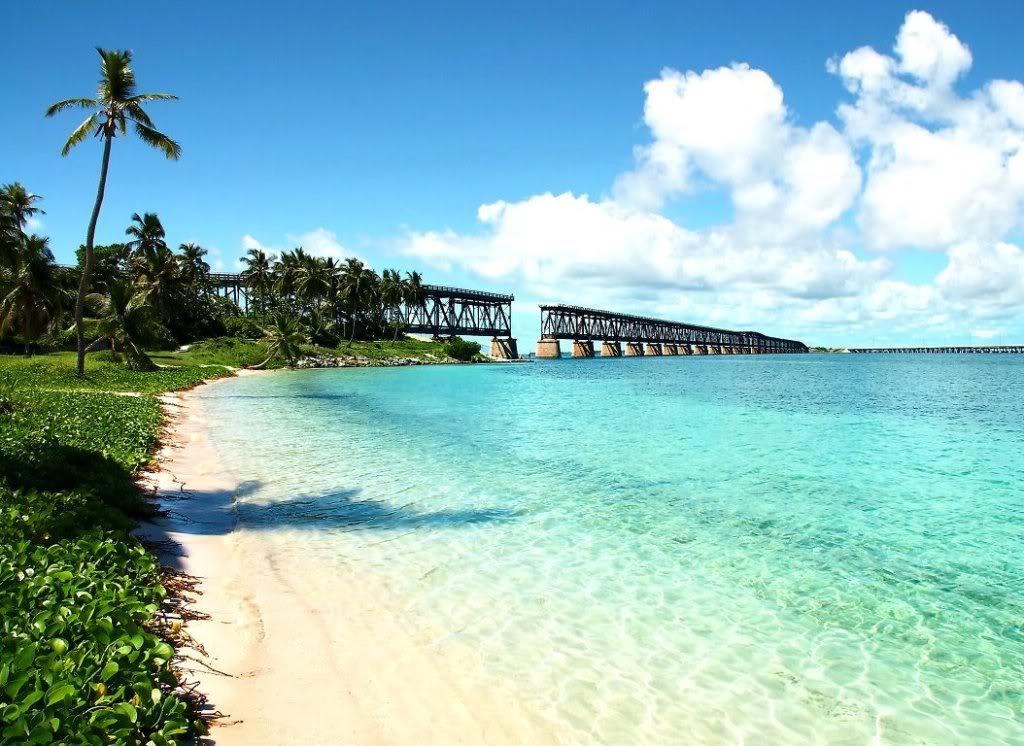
[971, 328, 1001, 339]
[240, 228, 363, 264]
[396, 10, 1024, 342]
[831, 11, 1024, 250]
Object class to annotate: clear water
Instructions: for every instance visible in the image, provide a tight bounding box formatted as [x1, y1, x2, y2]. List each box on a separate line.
[200, 354, 1024, 744]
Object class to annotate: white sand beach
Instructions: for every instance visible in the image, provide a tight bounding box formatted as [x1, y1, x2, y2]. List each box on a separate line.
[139, 374, 556, 745]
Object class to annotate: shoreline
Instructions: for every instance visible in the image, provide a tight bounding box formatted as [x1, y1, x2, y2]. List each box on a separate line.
[139, 369, 555, 744]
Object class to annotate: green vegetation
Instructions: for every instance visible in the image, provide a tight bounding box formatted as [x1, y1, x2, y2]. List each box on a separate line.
[0, 354, 229, 743]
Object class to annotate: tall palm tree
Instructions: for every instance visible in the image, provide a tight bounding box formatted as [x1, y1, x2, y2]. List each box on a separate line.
[295, 255, 330, 309]
[0, 235, 65, 355]
[86, 279, 156, 371]
[178, 242, 210, 289]
[339, 258, 378, 344]
[241, 248, 272, 314]
[0, 183, 44, 230]
[46, 48, 179, 377]
[125, 212, 167, 262]
[380, 268, 404, 340]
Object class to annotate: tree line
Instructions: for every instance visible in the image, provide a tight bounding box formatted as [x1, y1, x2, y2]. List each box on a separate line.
[3, 48, 442, 371]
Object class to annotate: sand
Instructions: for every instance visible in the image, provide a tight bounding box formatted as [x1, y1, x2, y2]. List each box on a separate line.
[138, 373, 556, 745]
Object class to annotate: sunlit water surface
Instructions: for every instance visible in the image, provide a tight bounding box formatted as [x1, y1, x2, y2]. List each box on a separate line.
[200, 354, 1024, 744]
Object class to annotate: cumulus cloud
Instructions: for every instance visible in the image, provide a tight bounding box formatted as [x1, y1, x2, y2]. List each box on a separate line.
[240, 228, 362, 263]
[398, 10, 1024, 341]
[831, 11, 1024, 250]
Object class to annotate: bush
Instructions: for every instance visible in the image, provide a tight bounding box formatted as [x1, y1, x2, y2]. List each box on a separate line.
[222, 316, 264, 339]
[445, 338, 481, 361]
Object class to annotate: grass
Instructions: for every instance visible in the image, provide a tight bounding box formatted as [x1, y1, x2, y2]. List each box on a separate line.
[0, 353, 230, 743]
[149, 334, 455, 369]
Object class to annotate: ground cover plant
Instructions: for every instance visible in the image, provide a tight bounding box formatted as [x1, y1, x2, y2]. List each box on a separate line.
[0, 354, 229, 743]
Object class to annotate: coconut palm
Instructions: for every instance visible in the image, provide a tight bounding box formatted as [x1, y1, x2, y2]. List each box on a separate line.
[46, 48, 179, 377]
[178, 242, 210, 288]
[125, 212, 167, 262]
[0, 183, 44, 230]
[380, 268, 404, 340]
[295, 255, 330, 308]
[86, 279, 156, 370]
[339, 258, 378, 344]
[0, 235, 65, 355]
[254, 312, 308, 368]
[134, 243, 183, 323]
[241, 248, 272, 314]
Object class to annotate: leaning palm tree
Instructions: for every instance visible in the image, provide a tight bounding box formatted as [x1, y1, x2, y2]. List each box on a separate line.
[85, 279, 157, 371]
[0, 235, 65, 355]
[0, 183, 44, 230]
[46, 48, 179, 377]
[253, 312, 308, 369]
[125, 211, 167, 262]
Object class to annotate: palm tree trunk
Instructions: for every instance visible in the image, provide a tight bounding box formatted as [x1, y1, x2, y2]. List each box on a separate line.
[75, 131, 113, 378]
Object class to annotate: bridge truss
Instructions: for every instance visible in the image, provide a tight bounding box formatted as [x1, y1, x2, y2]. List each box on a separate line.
[539, 304, 807, 353]
[397, 285, 513, 337]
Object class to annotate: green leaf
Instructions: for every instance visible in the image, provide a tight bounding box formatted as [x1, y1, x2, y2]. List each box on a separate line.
[45, 683, 75, 706]
[99, 660, 119, 681]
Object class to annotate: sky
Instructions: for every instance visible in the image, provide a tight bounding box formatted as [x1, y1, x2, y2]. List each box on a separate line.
[6, 1, 1024, 347]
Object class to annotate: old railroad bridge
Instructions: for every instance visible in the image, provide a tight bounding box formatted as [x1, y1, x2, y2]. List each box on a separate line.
[213, 274, 808, 358]
[848, 345, 1024, 354]
[535, 304, 807, 357]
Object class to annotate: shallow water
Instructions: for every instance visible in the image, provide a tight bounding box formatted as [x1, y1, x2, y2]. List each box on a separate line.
[200, 354, 1024, 744]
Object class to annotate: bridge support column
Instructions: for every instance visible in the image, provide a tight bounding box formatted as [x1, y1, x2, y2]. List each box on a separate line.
[677, 344, 690, 355]
[536, 338, 562, 358]
[625, 342, 644, 356]
[691, 345, 705, 355]
[645, 343, 663, 355]
[707, 345, 720, 354]
[490, 337, 519, 360]
[663, 343, 679, 355]
[572, 340, 595, 358]
[600, 341, 622, 357]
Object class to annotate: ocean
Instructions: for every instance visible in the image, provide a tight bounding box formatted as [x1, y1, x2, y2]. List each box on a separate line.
[198, 353, 1024, 744]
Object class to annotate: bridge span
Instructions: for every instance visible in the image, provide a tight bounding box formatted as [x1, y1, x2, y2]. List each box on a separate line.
[209, 273, 520, 357]
[536, 305, 808, 358]
[849, 345, 1024, 354]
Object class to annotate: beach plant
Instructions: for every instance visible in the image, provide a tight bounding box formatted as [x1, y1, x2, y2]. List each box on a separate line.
[0, 183, 44, 231]
[46, 48, 180, 378]
[445, 337, 481, 362]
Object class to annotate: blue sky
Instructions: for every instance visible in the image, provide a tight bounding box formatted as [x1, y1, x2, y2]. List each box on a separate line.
[6, 2, 1024, 346]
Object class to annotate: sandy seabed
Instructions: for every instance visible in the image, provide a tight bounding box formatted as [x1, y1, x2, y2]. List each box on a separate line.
[139, 373, 556, 745]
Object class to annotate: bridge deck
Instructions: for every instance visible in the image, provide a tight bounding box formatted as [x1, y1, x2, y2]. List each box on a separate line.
[539, 304, 806, 352]
[849, 346, 1024, 353]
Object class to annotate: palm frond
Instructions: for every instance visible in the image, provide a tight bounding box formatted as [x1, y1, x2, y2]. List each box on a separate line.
[61, 113, 100, 156]
[133, 122, 181, 160]
[45, 98, 98, 117]
[126, 93, 178, 104]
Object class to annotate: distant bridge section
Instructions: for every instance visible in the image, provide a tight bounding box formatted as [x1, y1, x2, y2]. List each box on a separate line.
[849, 345, 1024, 354]
[537, 304, 807, 357]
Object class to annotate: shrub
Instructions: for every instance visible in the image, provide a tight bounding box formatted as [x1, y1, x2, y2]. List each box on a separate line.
[445, 338, 481, 361]
[222, 315, 264, 339]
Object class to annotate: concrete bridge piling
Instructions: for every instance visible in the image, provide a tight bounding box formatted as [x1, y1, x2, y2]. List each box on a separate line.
[625, 342, 645, 356]
[601, 341, 622, 357]
[490, 337, 519, 360]
[572, 340, 595, 358]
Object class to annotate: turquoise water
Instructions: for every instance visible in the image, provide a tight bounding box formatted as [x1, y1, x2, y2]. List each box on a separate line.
[200, 354, 1024, 744]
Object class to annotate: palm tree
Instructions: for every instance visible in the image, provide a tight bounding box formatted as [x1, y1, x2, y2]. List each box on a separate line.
[134, 243, 183, 323]
[125, 212, 167, 262]
[46, 48, 179, 377]
[86, 279, 157, 371]
[178, 242, 210, 288]
[295, 255, 330, 309]
[380, 268, 404, 340]
[339, 258, 378, 344]
[0, 235, 65, 355]
[241, 248, 272, 314]
[0, 183, 44, 230]
[253, 312, 308, 368]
